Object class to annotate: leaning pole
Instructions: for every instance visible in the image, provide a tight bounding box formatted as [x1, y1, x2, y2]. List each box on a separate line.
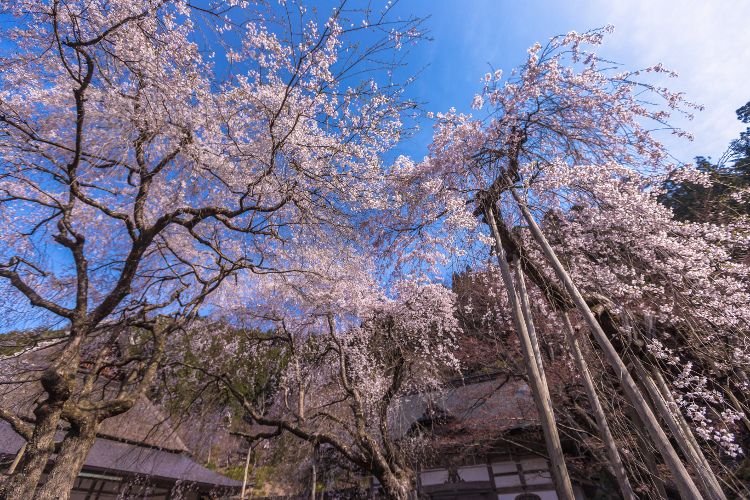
[508, 184, 704, 500]
[483, 200, 576, 500]
[631, 356, 726, 500]
[559, 312, 636, 500]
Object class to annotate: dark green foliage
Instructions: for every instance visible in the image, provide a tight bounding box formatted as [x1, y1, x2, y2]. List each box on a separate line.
[659, 157, 750, 223]
[153, 321, 289, 424]
[737, 101, 750, 124]
[660, 100, 750, 224]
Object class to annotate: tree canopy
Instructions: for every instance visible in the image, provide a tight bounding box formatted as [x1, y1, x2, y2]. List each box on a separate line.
[1, 4, 749, 500]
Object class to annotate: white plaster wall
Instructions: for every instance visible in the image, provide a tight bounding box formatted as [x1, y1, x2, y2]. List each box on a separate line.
[458, 465, 490, 482]
[524, 470, 553, 486]
[492, 461, 518, 474]
[494, 474, 522, 488]
[520, 458, 548, 471]
[419, 470, 449, 486]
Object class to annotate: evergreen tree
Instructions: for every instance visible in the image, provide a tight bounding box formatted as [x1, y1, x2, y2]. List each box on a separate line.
[660, 100, 750, 223]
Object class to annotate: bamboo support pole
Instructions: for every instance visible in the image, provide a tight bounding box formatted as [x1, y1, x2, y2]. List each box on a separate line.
[6, 443, 25, 475]
[484, 203, 576, 500]
[626, 393, 669, 499]
[560, 313, 636, 500]
[653, 368, 719, 476]
[631, 357, 726, 500]
[508, 185, 703, 500]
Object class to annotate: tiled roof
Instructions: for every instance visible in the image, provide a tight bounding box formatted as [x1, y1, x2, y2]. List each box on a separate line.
[0, 339, 239, 489]
[81, 434, 240, 487]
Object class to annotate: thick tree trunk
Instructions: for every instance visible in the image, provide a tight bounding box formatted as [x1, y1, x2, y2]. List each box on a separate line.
[484, 203, 576, 500]
[510, 185, 704, 500]
[0, 332, 85, 500]
[377, 472, 412, 500]
[33, 418, 98, 500]
[0, 401, 65, 500]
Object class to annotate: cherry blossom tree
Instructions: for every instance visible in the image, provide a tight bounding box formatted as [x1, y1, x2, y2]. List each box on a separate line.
[177, 247, 460, 500]
[398, 26, 750, 498]
[0, 0, 427, 497]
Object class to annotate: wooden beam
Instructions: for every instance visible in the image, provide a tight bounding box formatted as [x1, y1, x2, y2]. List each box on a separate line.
[632, 357, 726, 500]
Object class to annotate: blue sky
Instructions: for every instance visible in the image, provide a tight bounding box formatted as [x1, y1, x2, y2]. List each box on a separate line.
[392, 0, 750, 166]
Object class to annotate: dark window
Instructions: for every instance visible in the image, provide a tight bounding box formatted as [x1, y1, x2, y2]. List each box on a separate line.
[515, 495, 542, 500]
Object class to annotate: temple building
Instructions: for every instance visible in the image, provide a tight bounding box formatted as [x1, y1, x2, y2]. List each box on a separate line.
[385, 373, 593, 500]
[0, 342, 241, 499]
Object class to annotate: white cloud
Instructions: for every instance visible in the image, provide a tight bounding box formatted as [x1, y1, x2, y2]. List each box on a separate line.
[580, 0, 750, 162]
[412, 0, 750, 164]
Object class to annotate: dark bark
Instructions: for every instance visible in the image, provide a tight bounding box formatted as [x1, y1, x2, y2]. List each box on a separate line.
[375, 469, 412, 500]
[509, 184, 703, 498]
[216, 319, 417, 500]
[483, 203, 575, 500]
[0, 331, 84, 500]
[33, 417, 98, 500]
[0, 321, 168, 500]
[0, 402, 63, 500]
[474, 198, 574, 312]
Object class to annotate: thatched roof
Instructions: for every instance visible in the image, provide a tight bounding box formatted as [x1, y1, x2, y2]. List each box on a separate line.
[0, 341, 240, 490]
[0, 340, 187, 453]
[391, 373, 538, 440]
[0, 421, 240, 489]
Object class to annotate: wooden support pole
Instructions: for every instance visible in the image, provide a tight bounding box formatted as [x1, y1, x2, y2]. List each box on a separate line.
[513, 255, 550, 391]
[625, 393, 669, 499]
[484, 202, 576, 500]
[311, 443, 318, 500]
[654, 368, 723, 480]
[560, 313, 636, 500]
[241, 445, 252, 500]
[508, 185, 703, 500]
[6, 443, 26, 475]
[631, 357, 726, 500]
